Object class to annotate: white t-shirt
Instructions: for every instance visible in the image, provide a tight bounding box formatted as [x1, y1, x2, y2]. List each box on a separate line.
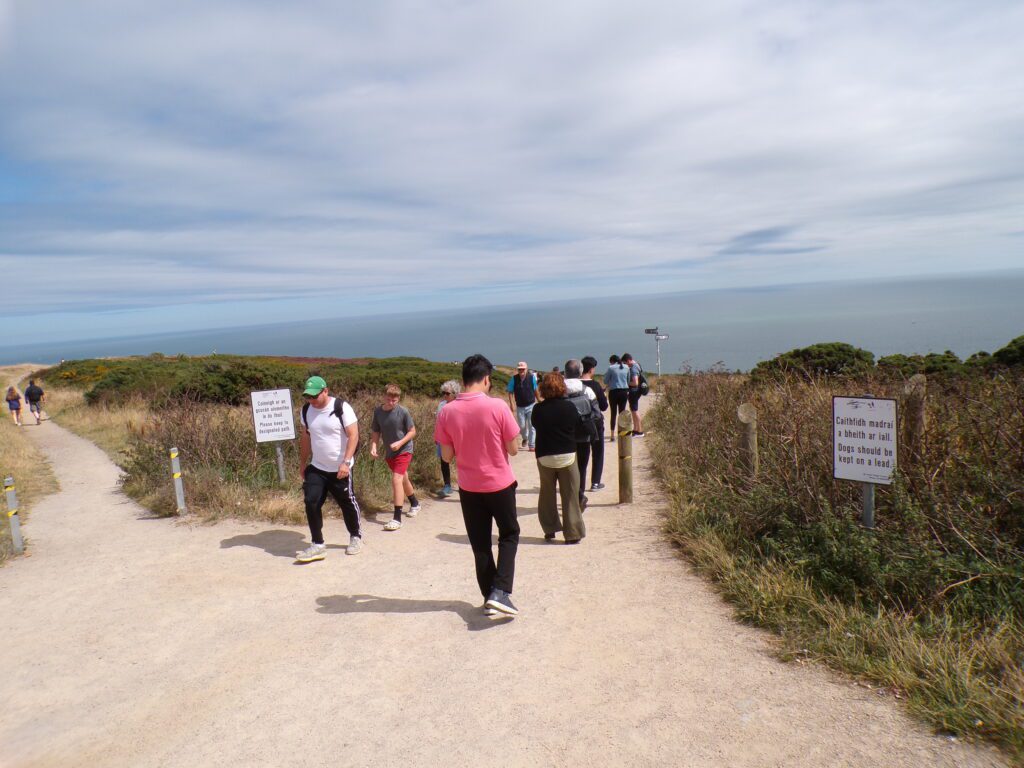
[304, 397, 358, 472]
[565, 378, 597, 402]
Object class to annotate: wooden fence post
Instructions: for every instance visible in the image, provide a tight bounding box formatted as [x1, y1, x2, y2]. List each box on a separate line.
[737, 403, 758, 480]
[902, 374, 927, 464]
[617, 417, 633, 504]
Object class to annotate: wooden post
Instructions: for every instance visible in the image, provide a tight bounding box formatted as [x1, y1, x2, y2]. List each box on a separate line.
[617, 417, 633, 504]
[902, 373, 927, 463]
[737, 403, 758, 479]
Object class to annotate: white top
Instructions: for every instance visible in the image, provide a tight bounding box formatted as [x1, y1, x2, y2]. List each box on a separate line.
[565, 378, 597, 402]
[304, 397, 358, 472]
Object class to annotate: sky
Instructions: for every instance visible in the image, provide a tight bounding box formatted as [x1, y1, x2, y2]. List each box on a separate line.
[1, 0, 1023, 344]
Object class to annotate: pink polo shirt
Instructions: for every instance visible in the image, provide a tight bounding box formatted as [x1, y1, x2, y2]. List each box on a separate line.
[434, 392, 521, 493]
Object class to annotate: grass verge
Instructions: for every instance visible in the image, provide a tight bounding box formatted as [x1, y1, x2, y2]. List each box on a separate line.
[0, 366, 59, 563]
[648, 373, 1023, 762]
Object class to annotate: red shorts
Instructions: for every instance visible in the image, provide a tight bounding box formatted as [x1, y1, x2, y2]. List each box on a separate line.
[385, 453, 413, 474]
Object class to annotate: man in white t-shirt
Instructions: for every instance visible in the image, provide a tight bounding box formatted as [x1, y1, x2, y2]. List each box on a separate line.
[296, 375, 363, 562]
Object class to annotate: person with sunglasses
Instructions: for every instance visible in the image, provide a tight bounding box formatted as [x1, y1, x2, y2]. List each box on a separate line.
[296, 375, 363, 562]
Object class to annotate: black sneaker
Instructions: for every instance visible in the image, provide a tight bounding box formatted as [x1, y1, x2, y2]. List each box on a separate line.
[590, 483, 605, 491]
[579, 495, 588, 513]
[485, 588, 519, 616]
[544, 532, 556, 541]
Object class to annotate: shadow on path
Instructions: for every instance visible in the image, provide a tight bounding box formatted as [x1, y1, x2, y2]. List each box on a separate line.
[220, 530, 345, 558]
[436, 533, 551, 547]
[315, 594, 512, 632]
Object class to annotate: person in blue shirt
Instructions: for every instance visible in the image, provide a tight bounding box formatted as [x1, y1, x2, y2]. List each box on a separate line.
[506, 361, 538, 451]
[603, 355, 630, 440]
[621, 352, 645, 437]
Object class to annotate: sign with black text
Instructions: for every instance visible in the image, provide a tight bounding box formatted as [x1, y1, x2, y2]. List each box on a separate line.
[832, 396, 897, 485]
[250, 388, 296, 443]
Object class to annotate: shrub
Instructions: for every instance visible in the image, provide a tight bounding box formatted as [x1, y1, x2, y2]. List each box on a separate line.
[993, 335, 1024, 368]
[752, 342, 875, 381]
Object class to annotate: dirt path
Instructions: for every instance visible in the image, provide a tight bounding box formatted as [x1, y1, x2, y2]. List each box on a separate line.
[0, 407, 1007, 767]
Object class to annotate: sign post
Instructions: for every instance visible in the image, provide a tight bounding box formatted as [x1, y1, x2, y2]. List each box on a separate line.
[832, 395, 897, 529]
[250, 388, 297, 485]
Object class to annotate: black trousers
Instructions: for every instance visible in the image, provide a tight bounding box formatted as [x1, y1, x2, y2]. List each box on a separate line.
[458, 481, 519, 597]
[608, 389, 628, 432]
[440, 459, 452, 486]
[302, 465, 362, 544]
[576, 432, 605, 493]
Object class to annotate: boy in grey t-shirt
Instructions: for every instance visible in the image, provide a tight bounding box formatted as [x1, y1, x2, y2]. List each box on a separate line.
[370, 383, 420, 531]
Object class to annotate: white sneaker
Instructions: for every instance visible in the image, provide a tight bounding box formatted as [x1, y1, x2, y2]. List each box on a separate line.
[384, 518, 403, 531]
[295, 543, 326, 563]
[407, 504, 421, 518]
[346, 535, 363, 555]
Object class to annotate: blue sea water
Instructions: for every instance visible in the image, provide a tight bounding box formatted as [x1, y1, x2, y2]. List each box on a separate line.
[3, 272, 1022, 372]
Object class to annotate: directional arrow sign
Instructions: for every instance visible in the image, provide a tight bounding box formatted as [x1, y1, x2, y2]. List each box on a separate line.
[644, 327, 659, 334]
[656, 334, 669, 340]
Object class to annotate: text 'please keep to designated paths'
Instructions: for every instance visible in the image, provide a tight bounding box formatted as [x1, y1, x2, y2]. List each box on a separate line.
[832, 396, 897, 485]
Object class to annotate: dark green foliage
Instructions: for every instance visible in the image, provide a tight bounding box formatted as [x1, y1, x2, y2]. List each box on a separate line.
[752, 342, 875, 381]
[877, 350, 964, 378]
[993, 335, 1024, 367]
[37, 355, 478, 407]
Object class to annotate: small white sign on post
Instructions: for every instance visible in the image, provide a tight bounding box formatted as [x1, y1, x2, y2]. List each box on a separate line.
[832, 396, 897, 485]
[250, 388, 296, 444]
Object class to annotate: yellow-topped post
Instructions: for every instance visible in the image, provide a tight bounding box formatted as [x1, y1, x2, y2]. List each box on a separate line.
[4, 476, 25, 554]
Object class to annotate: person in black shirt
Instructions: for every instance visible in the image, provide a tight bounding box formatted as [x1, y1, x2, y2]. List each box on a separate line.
[530, 373, 586, 544]
[577, 356, 608, 491]
[23, 380, 46, 425]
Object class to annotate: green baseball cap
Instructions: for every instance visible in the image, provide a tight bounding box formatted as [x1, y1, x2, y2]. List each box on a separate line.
[302, 375, 327, 396]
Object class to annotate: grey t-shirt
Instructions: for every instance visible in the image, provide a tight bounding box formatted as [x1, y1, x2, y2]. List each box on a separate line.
[371, 404, 415, 459]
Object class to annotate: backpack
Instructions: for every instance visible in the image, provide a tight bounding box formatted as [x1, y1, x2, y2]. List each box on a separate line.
[565, 391, 600, 443]
[301, 397, 361, 456]
[637, 367, 650, 396]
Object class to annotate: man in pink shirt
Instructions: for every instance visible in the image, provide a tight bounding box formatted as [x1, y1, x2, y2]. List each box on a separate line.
[435, 354, 523, 617]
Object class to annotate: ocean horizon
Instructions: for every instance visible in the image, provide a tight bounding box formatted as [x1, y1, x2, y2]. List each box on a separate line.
[4, 271, 1022, 372]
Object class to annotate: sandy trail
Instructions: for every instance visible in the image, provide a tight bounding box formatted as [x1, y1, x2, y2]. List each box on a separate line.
[0, 405, 1007, 767]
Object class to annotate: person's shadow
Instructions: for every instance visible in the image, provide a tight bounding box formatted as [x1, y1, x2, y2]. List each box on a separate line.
[316, 594, 513, 631]
[220, 530, 345, 559]
[436, 533, 550, 546]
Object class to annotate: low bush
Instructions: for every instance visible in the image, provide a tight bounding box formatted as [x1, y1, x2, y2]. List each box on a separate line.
[751, 342, 875, 381]
[648, 370, 1024, 758]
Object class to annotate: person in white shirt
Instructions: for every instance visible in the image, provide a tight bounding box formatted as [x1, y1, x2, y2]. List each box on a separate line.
[296, 376, 363, 562]
[563, 359, 599, 511]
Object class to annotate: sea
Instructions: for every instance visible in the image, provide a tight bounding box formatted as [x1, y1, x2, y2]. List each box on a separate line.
[4, 272, 1022, 373]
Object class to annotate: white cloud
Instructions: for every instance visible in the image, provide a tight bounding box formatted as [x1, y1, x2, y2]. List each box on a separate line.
[1, 0, 1022, 329]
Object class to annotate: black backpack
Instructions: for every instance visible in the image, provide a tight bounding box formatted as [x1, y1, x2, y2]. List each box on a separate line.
[637, 367, 650, 396]
[566, 391, 600, 443]
[301, 397, 361, 456]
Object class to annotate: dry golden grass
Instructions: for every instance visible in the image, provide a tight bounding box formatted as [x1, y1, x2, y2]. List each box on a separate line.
[42, 386, 149, 466]
[0, 365, 59, 563]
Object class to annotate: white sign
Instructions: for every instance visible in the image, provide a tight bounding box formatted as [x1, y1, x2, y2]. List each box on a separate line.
[833, 396, 897, 485]
[250, 388, 296, 444]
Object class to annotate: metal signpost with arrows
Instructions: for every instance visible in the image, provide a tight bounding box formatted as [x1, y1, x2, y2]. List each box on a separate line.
[644, 327, 669, 376]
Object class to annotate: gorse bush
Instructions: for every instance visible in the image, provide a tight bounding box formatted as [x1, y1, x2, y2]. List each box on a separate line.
[648, 370, 1024, 757]
[751, 342, 875, 381]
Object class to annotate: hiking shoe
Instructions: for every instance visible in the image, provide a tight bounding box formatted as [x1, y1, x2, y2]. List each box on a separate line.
[384, 518, 403, 531]
[407, 504, 421, 518]
[485, 588, 518, 616]
[440, 485, 453, 497]
[295, 543, 326, 563]
[345, 535, 363, 555]
[590, 483, 605, 491]
[632, 431, 645, 437]
[544, 532, 556, 541]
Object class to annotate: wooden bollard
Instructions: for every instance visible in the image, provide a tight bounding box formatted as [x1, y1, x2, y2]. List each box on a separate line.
[617, 417, 633, 504]
[737, 403, 758, 479]
[169, 447, 187, 515]
[4, 476, 25, 554]
[902, 374, 927, 463]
